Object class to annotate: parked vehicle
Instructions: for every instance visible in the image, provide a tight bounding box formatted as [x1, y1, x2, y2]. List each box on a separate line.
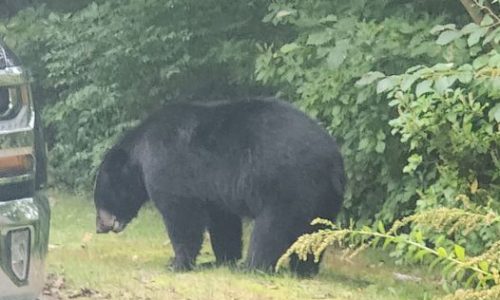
[0, 40, 50, 300]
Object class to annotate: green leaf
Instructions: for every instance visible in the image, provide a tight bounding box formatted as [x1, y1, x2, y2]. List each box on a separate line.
[446, 111, 457, 123]
[376, 130, 385, 140]
[465, 274, 477, 288]
[415, 250, 428, 261]
[433, 63, 454, 71]
[430, 257, 443, 270]
[388, 99, 399, 107]
[307, 31, 333, 46]
[480, 15, 494, 26]
[484, 27, 500, 45]
[489, 52, 500, 67]
[48, 12, 61, 22]
[403, 154, 423, 173]
[414, 231, 423, 243]
[280, 43, 300, 53]
[437, 247, 448, 258]
[488, 103, 500, 122]
[377, 221, 386, 233]
[443, 262, 456, 276]
[319, 15, 337, 23]
[355, 71, 386, 86]
[434, 76, 457, 94]
[398, 22, 416, 34]
[377, 76, 398, 94]
[406, 65, 424, 73]
[326, 39, 349, 69]
[467, 27, 488, 47]
[416, 79, 433, 97]
[454, 245, 465, 261]
[401, 74, 419, 91]
[473, 55, 489, 68]
[375, 141, 385, 153]
[430, 24, 456, 35]
[461, 23, 480, 34]
[436, 30, 462, 45]
[478, 261, 489, 272]
[362, 225, 372, 232]
[457, 64, 474, 83]
[275, 10, 293, 18]
[383, 237, 394, 250]
[455, 269, 466, 282]
[358, 138, 369, 150]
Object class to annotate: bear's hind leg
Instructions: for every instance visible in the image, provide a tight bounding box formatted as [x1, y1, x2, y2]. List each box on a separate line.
[161, 199, 207, 271]
[207, 204, 242, 265]
[290, 253, 321, 277]
[246, 208, 294, 272]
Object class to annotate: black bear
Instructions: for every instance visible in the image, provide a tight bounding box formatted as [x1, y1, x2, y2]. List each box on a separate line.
[94, 98, 345, 276]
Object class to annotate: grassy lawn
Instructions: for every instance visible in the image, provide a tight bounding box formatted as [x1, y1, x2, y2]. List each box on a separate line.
[44, 190, 444, 300]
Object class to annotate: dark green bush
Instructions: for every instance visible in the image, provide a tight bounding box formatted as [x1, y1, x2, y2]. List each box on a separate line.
[255, 0, 473, 223]
[275, 2, 500, 297]
[1, 0, 279, 187]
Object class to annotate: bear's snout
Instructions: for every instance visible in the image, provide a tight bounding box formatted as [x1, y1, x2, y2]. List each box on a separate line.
[96, 217, 113, 234]
[96, 223, 111, 234]
[96, 209, 119, 234]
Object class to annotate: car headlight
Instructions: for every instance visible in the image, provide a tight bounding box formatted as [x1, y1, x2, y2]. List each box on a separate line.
[7, 228, 31, 282]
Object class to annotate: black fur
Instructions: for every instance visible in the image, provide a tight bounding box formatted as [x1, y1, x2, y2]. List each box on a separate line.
[94, 98, 345, 276]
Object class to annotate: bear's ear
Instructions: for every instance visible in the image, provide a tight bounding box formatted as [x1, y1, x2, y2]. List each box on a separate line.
[105, 148, 128, 172]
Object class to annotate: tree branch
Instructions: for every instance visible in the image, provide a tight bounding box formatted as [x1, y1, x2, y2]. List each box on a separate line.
[460, 0, 500, 25]
[460, 0, 484, 24]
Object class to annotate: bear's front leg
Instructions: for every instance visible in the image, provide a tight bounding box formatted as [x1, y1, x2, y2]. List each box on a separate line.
[207, 204, 242, 265]
[159, 199, 208, 271]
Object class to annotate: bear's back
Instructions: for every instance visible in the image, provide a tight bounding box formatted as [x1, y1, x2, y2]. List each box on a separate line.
[150, 99, 333, 149]
[122, 98, 340, 168]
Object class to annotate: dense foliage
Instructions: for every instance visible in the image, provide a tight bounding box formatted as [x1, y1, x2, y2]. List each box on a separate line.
[1, 0, 279, 187]
[255, 0, 475, 223]
[273, 1, 500, 298]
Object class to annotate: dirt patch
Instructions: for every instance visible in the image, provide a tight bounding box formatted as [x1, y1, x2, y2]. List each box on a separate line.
[40, 273, 110, 300]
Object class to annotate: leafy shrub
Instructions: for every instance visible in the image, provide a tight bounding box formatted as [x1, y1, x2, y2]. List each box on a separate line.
[256, 0, 472, 222]
[277, 212, 500, 297]
[364, 10, 500, 255]
[279, 2, 500, 298]
[1, 0, 277, 187]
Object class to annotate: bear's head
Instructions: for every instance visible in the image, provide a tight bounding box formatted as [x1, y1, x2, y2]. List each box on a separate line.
[94, 148, 148, 234]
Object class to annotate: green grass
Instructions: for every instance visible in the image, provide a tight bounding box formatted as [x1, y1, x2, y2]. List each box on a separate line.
[46, 190, 444, 300]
